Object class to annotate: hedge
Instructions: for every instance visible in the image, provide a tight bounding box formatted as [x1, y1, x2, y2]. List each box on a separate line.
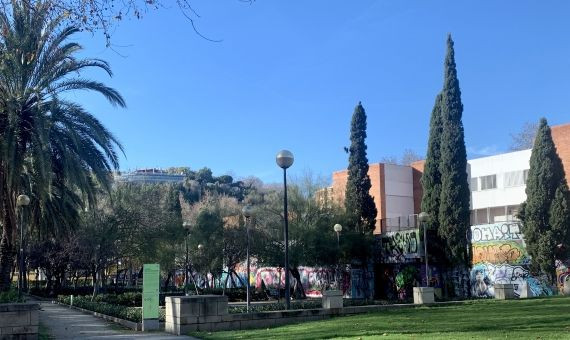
[58, 295, 142, 322]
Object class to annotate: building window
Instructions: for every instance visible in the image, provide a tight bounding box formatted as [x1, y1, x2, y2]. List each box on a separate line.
[504, 170, 525, 188]
[480, 175, 497, 190]
[470, 177, 478, 191]
[523, 169, 529, 183]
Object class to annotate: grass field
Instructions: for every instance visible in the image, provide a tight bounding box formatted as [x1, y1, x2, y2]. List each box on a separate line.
[193, 297, 570, 339]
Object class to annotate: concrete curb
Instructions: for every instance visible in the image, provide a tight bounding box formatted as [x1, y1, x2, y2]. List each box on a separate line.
[54, 301, 142, 331]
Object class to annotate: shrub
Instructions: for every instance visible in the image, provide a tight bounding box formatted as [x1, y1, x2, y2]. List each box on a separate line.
[57, 295, 142, 322]
[227, 298, 388, 314]
[0, 289, 23, 303]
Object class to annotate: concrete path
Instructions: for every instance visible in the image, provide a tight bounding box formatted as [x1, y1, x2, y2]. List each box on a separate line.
[39, 302, 199, 340]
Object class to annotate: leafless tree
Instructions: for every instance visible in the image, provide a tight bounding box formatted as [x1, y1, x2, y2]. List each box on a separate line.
[2, 0, 253, 46]
[380, 149, 422, 166]
[510, 121, 538, 151]
[400, 148, 422, 165]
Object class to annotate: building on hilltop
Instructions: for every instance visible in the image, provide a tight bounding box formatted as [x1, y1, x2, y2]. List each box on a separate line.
[114, 168, 186, 184]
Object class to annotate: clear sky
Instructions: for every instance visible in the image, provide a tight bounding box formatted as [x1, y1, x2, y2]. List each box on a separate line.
[74, 0, 570, 184]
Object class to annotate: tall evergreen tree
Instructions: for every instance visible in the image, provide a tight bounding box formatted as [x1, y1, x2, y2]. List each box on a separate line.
[420, 93, 448, 265]
[438, 35, 471, 266]
[345, 102, 377, 233]
[549, 183, 570, 266]
[421, 94, 443, 230]
[520, 118, 569, 282]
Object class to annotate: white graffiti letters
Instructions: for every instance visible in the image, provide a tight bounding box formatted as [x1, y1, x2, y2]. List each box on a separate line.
[471, 222, 522, 242]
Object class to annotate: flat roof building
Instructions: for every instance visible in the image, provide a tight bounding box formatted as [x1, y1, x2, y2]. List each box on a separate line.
[114, 168, 185, 184]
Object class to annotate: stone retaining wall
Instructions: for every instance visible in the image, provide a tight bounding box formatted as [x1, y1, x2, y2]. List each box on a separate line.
[165, 296, 464, 334]
[0, 303, 39, 339]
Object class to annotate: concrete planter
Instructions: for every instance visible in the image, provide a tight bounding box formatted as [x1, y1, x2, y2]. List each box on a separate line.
[494, 284, 515, 300]
[413, 287, 435, 304]
[519, 282, 531, 298]
[165, 295, 229, 335]
[0, 302, 39, 339]
[322, 290, 343, 309]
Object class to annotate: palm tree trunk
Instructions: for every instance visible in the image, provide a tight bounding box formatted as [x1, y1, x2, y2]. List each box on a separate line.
[0, 176, 17, 292]
[0, 235, 14, 291]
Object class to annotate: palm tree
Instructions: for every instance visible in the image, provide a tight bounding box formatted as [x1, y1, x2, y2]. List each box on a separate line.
[0, 1, 125, 291]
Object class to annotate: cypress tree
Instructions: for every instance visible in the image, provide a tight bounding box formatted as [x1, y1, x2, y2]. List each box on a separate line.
[438, 35, 471, 266]
[420, 93, 448, 264]
[345, 102, 378, 233]
[549, 183, 570, 267]
[521, 118, 568, 282]
[421, 93, 443, 229]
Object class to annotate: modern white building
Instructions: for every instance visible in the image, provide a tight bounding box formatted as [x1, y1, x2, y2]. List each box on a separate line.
[469, 149, 531, 225]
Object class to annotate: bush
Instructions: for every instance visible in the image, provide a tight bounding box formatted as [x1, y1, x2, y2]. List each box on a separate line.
[57, 295, 142, 322]
[30, 286, 142, 298]
[0, 289, 23, 303]
[93, 292, 142, 307]
[227, 298, 388, 314]
[199, 288, 267, 302]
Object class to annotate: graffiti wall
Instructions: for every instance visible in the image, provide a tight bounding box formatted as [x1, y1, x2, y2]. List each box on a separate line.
[377, 229, 423, 263]
[556, 259, 570, 293]
[224, 264, 370, 298]
[470, 222, 552, 298]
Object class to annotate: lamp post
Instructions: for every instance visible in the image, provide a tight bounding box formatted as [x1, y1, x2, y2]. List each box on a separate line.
[418, 212, 430, 286]
[276, 150, 294, 309]
[197, 244, 204, 289]
[333, 224, 342, 247]
[16, 194, 30, 299]
[333, 224, 342, 290]
[242, 204, 255, 313]
[183, 222, 190, 295]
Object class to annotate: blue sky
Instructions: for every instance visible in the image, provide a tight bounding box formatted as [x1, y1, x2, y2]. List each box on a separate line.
[74, 1, 570, 184]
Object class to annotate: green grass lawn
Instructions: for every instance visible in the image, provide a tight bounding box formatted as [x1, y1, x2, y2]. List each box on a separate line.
[193, 297, 570, 339]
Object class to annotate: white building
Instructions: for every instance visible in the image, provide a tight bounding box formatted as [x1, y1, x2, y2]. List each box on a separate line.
[469, 149, 531, 225]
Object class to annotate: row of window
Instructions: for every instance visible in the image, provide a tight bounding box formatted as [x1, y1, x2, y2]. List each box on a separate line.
[470, 169, 529, 191]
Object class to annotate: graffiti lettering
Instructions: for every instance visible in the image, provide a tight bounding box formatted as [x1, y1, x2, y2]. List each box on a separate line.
[472, 242, 529, 265]
[470, 222, 522, 242]
[379, 229, 421, 263]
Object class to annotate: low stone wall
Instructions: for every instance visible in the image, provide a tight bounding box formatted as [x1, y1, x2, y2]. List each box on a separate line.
[0, 303, 39, 339]
[165, 295, 464, 334]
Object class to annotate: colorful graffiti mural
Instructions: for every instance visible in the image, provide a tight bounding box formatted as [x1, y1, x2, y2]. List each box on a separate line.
[471, 263, 552, 297]
[378, 229, 422, 263]
[224, 265, 368, 298]
[556, 259, 570, 294]
[470, 222, 552, 298]
[472, 241, 530, 265]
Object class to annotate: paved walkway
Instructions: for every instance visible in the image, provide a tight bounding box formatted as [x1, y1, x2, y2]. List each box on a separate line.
[39, 302, 199, 340]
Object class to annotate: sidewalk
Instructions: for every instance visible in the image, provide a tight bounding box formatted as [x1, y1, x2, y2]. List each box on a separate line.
[39, 302, 199, 339]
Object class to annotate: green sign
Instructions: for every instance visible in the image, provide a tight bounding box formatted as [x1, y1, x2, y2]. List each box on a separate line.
[143, 263, 160, 319]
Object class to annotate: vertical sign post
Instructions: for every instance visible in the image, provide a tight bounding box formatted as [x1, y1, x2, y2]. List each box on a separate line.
[142, 263, 160, 331]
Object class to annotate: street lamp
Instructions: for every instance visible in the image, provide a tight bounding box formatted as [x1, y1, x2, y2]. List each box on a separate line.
[333, 224, 342, 290]
[333, 224, 342, 247]
[242, 204, 255, 313]
[276, 150, 294, 309]
[197, 244, 204, 289]
[16, 194, 30, 299]
[418, 212, 430, 286]
[183, 222, 190, 295]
